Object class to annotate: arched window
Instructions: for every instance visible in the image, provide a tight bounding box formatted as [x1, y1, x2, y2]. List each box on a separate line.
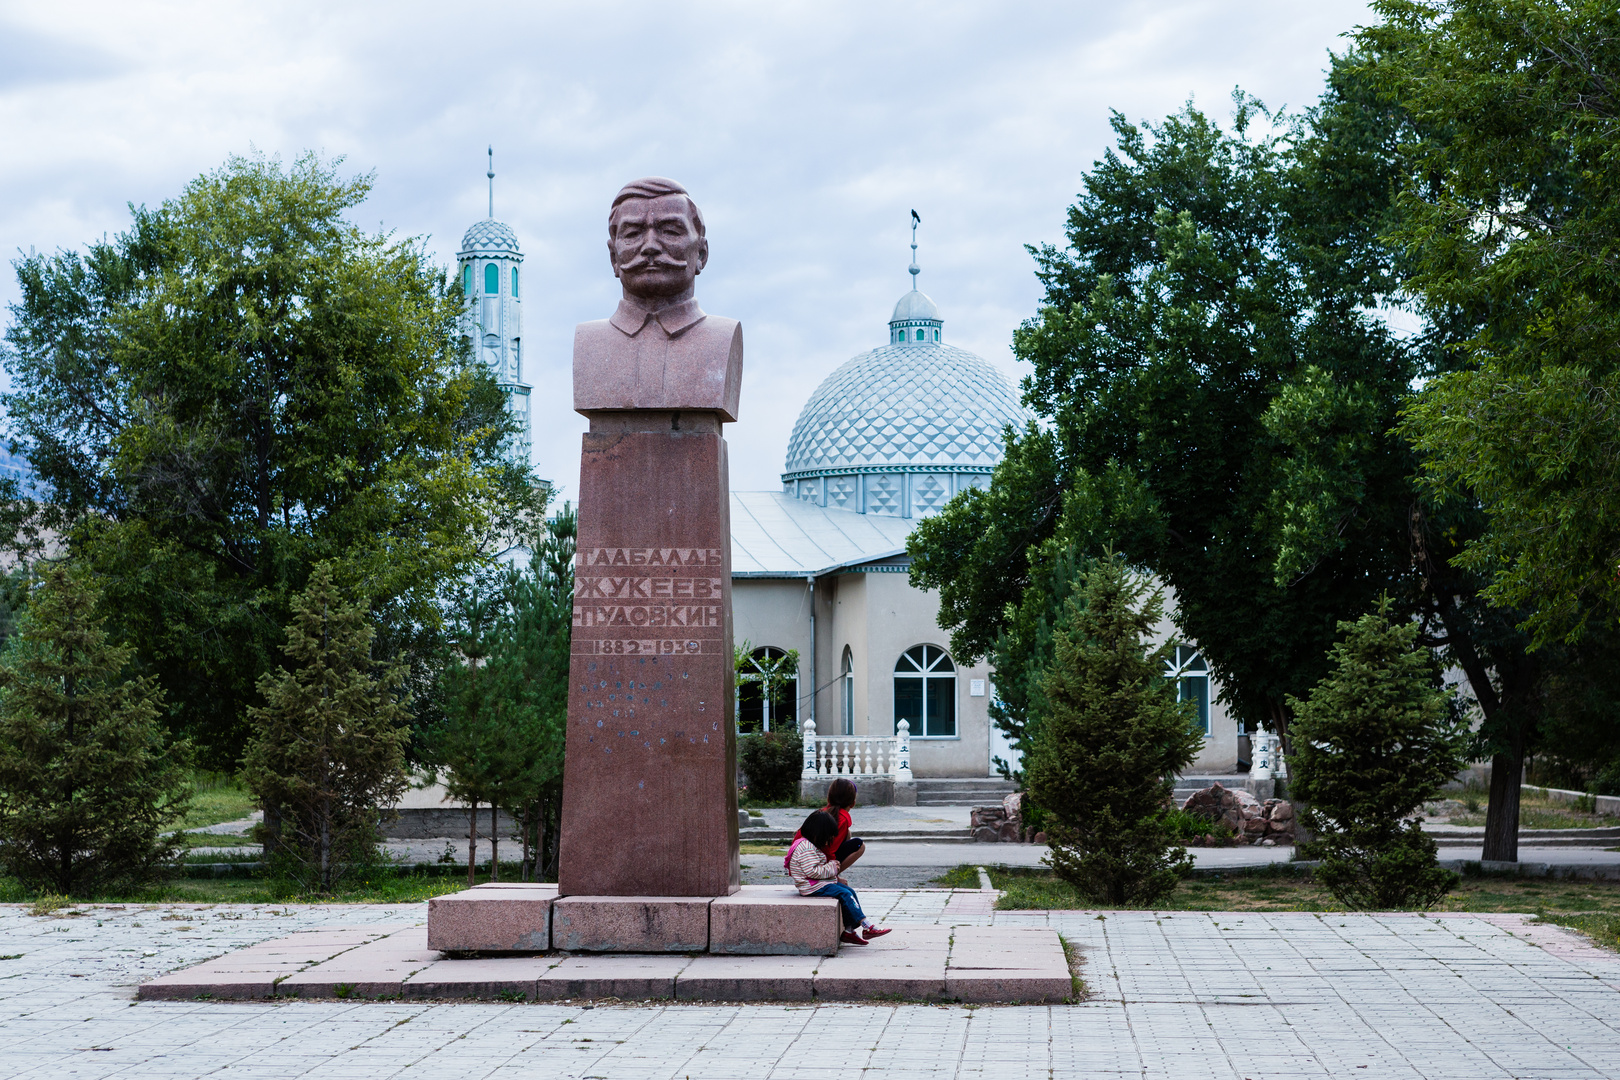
[894, 645, 955, 737]
[933, 328, 940, 341]
[512, 266, 520, 298]
[914, 328, 924, 341]
[484, 262, 499, 294]
[841, 646, 854, 736]
[462, 264, 472, 295]
[737, 646, 797, 734]
[1166, 646, 1210, 736]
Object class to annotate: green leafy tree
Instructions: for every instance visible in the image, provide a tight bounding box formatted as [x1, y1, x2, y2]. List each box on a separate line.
[0, 564, 189, 895]
[242, 563, 410, 893]
[1263, 47, 1611, 861]
[1289, 601, 1469, 909]
[0, 152, 544, 767]
[912, 99, 1408, 760]
[1024, 556, 1203, 906]
[913, 74, 1583, 861]
[1357, 0, 1620, 647]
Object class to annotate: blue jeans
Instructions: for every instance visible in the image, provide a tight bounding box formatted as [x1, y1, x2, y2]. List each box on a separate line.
[814, 881, 865, 930]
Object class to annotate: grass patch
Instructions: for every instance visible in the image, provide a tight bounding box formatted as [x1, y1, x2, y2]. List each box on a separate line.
[738, 797, 818, 811]
[0, 865, 544, 905]
[181, 832, 256, 848]
[929, 865, 983, 889]
[956, 862, 1620, 920]
[1447, 807, 1617, 829]
[1537, 911, 1620, 952]
[179, 772, 257, 831]
[1445, 788, 1619, 830]
[738, 843, 786, 856]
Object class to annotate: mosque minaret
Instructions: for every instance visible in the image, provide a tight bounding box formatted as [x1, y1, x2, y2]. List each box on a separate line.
[456, 147, 532, 460]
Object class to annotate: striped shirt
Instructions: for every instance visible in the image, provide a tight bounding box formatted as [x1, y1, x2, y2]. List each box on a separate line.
[787, 837, 841, 896]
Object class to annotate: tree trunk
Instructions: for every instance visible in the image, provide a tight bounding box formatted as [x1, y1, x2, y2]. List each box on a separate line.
[1482, 752, 1522, 863]
[520, 804, 532, 883]
[489, 804, 499, 882]
[467, 799, 479, 887]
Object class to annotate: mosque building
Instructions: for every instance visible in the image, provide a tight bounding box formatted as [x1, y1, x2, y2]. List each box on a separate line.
[729, 223, 1242, 790]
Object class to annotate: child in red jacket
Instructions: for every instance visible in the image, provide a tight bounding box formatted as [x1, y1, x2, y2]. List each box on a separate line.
[791, 778, 866, 871]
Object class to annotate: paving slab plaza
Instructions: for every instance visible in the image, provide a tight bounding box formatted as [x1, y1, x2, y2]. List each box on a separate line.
[5, 891, 1620, 1079]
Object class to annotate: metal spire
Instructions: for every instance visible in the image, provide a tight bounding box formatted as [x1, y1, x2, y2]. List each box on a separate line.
[487, 146, 495, 219]
[909, 209, 920, 289]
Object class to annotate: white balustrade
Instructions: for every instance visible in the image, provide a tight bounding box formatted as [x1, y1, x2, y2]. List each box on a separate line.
[814, 736, 897, 777]
[798, 718, 912, 781]
[797, 723, 911, 779]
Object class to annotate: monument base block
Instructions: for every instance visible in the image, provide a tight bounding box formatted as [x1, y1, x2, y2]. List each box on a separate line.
[552, 896, 711, 952]
[423, 885, 840, 956]
[427, 884, 556, 952]
[710, 888, 840, 955]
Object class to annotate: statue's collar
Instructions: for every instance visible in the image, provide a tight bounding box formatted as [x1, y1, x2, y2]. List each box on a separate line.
[610, 296, 706, 338]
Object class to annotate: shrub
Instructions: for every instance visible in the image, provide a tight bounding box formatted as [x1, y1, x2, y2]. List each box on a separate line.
[1023, 555, 1204, 906]
[1164, 807, 1235, 846]
[1289, 600, 1469, 910]
[738, 729, 803, 803]
[0, 564, 190, 896]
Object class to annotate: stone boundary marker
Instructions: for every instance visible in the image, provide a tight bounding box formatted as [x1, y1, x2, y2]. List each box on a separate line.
[136, 922, 1072, 1004]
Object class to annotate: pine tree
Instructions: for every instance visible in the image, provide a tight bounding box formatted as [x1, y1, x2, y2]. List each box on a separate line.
[1024, 556, 1204, 906]
[0, 564, 189, 896]
[242, 564, 409, 893]
[1288, 600, 1469, 909]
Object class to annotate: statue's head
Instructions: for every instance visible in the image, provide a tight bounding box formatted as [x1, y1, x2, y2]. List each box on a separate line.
[608, 177, 709, 300]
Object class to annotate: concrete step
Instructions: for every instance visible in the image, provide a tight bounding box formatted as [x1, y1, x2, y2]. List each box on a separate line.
[914, 778, 1019, 791]
[917, 794, 1017, 806]
[913, 778, 1020, 807]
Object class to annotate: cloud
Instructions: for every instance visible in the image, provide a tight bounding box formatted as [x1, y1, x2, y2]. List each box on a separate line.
[0, 0, 1374, 494]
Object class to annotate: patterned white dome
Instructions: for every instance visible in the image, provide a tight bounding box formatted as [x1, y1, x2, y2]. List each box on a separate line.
[780, 334, 1029, 517]
[460, 219, 521, 256]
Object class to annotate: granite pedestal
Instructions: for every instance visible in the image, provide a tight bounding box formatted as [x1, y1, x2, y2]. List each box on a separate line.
[557, 424, 741, 898]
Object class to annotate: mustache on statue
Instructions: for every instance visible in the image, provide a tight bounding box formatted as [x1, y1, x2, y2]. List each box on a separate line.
[622, 256, 688, 272]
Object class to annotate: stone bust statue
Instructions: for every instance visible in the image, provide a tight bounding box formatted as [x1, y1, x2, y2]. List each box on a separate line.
[573, 177, 743, 422]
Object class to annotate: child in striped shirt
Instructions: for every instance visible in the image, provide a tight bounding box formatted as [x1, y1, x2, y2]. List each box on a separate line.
[786, 810, 891, 945]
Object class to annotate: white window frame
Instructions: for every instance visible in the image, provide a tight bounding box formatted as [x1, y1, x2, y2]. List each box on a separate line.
[737, 646, 797, 734]
[894, 644, 958, 739]
[1165, 645, 1211, 737]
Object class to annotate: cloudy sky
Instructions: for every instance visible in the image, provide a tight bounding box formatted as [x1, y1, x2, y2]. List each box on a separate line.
[0, 0, 1375, 496]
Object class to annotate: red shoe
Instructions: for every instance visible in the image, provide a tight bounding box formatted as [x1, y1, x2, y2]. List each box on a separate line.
[862, 926, 892, 940]
[839, 931, 868, 946]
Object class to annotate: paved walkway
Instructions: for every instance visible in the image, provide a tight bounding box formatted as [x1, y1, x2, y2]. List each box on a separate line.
[3, 892, 1619, 1078]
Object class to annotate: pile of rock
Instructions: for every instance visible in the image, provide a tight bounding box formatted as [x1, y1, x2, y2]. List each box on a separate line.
[971, 792, 1046, 843]
[1181, 781, 1295, 846]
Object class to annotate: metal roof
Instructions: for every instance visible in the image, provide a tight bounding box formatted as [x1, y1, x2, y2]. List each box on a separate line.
[890, 288, 941, 324]
[731, 491, 915, 577]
